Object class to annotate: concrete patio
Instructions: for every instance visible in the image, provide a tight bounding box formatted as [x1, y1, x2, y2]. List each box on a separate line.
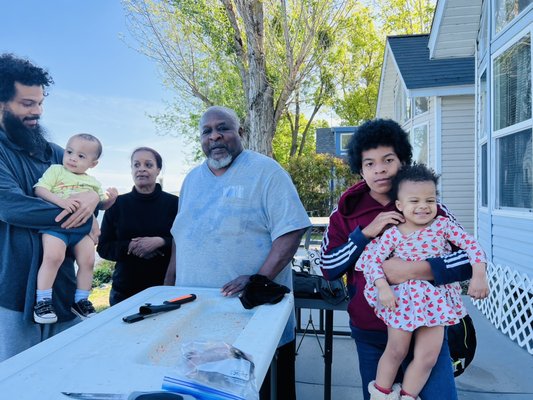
[294, 298, 533, 399]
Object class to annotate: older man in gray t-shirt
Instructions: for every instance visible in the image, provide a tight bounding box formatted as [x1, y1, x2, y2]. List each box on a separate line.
[165, 106, 310, 400]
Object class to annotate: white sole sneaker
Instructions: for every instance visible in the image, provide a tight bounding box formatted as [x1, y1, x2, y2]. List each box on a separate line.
[34, 299, 58, 324]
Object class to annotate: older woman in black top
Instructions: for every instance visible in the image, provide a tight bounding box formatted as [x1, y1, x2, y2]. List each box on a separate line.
[97, 147, 178, 306]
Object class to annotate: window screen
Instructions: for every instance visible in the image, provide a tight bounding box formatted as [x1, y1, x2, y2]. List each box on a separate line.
[497, 129, 532, 209]
[494, 34, 531, 131]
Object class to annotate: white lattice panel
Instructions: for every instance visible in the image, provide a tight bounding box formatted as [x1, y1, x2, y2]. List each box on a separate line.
[473, 263, 533, 354]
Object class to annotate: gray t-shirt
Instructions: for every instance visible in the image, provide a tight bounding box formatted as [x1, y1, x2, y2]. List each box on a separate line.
[171, 150, 310, 344]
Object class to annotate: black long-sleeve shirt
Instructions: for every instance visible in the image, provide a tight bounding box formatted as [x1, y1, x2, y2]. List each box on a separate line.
[97, 184, 178, 299]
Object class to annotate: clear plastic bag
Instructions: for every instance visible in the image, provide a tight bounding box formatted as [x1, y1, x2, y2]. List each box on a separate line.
[162, 341, 259, 400]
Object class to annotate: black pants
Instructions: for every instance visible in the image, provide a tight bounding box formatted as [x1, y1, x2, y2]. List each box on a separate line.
[259, 339, 296, 400]
[109, 287, 129, 306]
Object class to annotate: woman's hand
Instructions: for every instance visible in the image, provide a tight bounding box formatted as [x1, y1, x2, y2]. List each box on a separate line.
[361, 211, 404, 239]
[128, 237, 165, 258]
[56, 191, 100, 229]
[467, 263, 489, 300]
[382, 257, 434, 285]
[221, 275, 251, 297]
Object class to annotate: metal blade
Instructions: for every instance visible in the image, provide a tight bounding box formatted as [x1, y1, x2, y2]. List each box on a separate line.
[62, 392, 127, 400]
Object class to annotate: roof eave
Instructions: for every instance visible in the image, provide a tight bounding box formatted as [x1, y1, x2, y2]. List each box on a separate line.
[377, 41, 407, 116]
[407, 84, 475, 98]
[428, 0, 482, 59]
[428, 0, 446, 59]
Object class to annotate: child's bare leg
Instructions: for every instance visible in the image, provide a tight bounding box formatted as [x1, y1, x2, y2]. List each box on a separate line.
[402, 326, 444, 397]
[37, 234, 67, 290]
[375, 326, 412, 390]
[73, 235, 96, 291]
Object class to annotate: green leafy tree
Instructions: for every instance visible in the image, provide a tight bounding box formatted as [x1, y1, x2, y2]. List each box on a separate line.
[333, 4, 383, 125]
[334, 1, 436, 124]
[373, 0, 436, 35]
[122, 0, 436, 164]
[123, 0, 354, 157]
[285, 154, 359, 216]
[273, 114, 326, 165]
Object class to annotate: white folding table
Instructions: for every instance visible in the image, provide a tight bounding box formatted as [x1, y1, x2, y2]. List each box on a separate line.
[0, 286, 293, 400]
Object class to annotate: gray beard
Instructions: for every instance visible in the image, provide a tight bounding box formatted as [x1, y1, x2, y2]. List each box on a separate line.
[207, 154, 234, 170]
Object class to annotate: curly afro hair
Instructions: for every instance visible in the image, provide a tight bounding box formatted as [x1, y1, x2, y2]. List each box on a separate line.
[390, 162, 440, 201]
[0, 53, 54, 102]
[347, 119, 412, 174]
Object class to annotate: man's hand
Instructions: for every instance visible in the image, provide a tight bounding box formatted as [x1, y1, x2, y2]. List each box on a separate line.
[128, 237, 165, 258]
[221, 275, 251, 297]
[239, 274, 290, 309]
[361, 211, 404, 239]
[56, 190, 100, 229]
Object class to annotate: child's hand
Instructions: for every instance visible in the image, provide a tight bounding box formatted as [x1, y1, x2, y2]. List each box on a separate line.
[59, 198, 80, 213]
[468, 263, 489, 299]
[106, 187, 118, 200]
[101, 187, 119, 210]
[375, 278, 397, 310]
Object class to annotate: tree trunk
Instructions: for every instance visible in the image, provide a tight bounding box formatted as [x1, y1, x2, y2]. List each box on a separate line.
[236, 0, 275, 156]
[290, 90, 300, 158]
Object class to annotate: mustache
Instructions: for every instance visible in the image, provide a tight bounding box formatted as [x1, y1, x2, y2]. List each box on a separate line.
[23, 116, 40, 122]
[209, 143, 228, 150]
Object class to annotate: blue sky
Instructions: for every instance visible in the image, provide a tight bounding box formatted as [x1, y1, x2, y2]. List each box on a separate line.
[1, 0, 195, 194]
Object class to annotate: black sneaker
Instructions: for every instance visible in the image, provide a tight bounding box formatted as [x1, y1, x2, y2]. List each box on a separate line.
[34, 298, 58, 324]
[71, 299, 97, 320]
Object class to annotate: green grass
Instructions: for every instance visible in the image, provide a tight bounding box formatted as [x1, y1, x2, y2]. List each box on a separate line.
[89, 284, 111, 312]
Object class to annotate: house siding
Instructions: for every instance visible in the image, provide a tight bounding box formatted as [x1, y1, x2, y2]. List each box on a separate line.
[316, 128, 335, 155]
[430, 0, 533, 355]
[491, 214, 533, 275]
[377, 52, 398, 118]
[439, 95, 475, 233]
[477, 210, 491, 258]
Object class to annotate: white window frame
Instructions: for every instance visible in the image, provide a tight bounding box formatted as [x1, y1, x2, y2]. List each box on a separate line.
[339, 132, 352, 153]
[477, 1, 489, 65]
[494, 0, 533, 36]
[413, 97, 429, 117]
[478, 66, 489, 210]
[492, 31, 531, 131]
[394, 82, 411, 123]
[411, 123, 430, 166]
[492, 27, 533, 216]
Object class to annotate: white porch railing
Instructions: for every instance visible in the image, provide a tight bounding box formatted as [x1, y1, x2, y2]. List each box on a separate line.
[473, 263, 533, 355]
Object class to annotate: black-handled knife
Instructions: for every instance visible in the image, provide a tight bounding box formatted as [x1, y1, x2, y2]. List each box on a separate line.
[122, 294, 196, 323]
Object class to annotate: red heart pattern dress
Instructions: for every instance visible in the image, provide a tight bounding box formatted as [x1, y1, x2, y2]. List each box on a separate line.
[355, 216, 486, 331]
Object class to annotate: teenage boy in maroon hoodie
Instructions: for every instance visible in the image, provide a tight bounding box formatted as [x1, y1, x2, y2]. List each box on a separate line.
[320, 119, 472, 400]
